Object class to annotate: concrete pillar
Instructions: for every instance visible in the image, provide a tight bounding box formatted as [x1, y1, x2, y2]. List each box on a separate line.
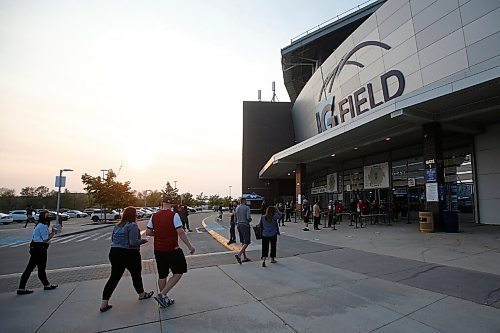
[422, 123, 445, 231]
[295, 164, 306, 216]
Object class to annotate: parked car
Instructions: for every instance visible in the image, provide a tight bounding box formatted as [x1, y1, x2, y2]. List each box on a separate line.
[187, 206, 197, 213]
[65, 210, 88, 218]
[138, 208, 152, 218]
[8, 210, 39, 223]
[91, 209, 120, 222]
[83, 208, 98, 215]
[0, 213, 14, 225]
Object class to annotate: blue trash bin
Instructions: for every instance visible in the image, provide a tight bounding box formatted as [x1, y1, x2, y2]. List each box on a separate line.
[442, 210, 459, 233]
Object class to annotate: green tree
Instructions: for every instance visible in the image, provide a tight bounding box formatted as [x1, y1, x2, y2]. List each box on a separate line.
[81, 170, 136, 209]
[161, 182, 179, 203]
[34, 186, 51, 197]
[20, 186, 36, 196]
[195, 192, 207, 206]
[179, 192, 195, 206]
[0, 188, 15, 197]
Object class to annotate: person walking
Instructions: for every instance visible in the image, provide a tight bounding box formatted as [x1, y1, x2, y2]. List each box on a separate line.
[284, 201, 291, 222]
[100, 206, 153, 312]
[277, 202, 285, 226]
[259, 206, 280, 267]
[227, 200, 238, 245]
[24, 204, 35, 228]
[179, 205, 192, 232]
[302, 199, 311, 231]
[17, 211, 58, 295]
[313, 201, 321, 230]
[147, 196, 195, 308]
[235, 197, 252, 264]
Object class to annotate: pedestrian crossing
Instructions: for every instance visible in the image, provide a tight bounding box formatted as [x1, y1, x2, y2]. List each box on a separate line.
[0, 230, 116, 249]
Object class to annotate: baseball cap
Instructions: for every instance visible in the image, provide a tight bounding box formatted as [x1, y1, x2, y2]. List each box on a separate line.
[162, 196, 173, 204]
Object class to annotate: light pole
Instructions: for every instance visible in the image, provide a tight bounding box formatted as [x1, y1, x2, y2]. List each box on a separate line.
[144, 190, 152, 207]
[56, 168, 73, 228]
[229, 185, 232, 200]
[173, 180, 178, 189]
[100, 169, 109, 222]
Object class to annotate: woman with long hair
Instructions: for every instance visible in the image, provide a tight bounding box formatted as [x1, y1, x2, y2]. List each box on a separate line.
[100, 206, 153, 312]
[259, 206, 281, 267]
[17, 211, 58, 295]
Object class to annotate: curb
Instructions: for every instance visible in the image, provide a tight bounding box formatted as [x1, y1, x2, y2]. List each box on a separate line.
[201, 215, 241, 252]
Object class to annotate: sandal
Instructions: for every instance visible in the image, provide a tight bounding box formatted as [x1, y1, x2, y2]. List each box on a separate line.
[242, 258, 251, 262]
[100, 304, 113, 312]
[139, 291, 154, 300]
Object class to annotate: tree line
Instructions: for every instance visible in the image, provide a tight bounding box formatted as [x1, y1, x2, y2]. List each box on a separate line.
[0, 172, 232, 212]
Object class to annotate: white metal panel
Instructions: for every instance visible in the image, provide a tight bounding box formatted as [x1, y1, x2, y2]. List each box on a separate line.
[378, 3, 412, 40]
[418, 29, 465, 68]
[413, 0, 459, 33]
[459, 0, 500, 26]
[463, 7, 500, 45]
[409, 0, 437, 16]
[415, 9, 462, 50]
[466, 31, 500, 66]
[422, 49, 468, 85]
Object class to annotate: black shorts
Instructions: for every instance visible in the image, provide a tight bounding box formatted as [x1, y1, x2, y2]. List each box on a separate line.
[237, 224, 251, 245]
[154, 248, 187, 279]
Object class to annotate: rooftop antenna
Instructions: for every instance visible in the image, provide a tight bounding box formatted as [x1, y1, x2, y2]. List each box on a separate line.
[271, 81, 279, 102]
[258, 89, 261, 102]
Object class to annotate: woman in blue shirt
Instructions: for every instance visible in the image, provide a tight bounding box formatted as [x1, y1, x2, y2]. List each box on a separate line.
[17, 211, 58, 295]
[259, 206, 281, 267]
[100, 206, 153, 312]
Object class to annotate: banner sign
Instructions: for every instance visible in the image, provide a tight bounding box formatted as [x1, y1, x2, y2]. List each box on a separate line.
[311, 185, 327, 194]
[425, 168, 437, 182]
[364, 162, 389, 189]
[426, 183, 439, 202]
[326, 173, 338, 193]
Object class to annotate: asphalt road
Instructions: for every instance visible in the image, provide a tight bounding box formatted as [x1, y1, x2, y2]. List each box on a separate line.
[0, 212, 227, 276]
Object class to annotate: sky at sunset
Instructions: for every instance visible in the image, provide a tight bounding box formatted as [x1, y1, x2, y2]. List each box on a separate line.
[0, 0, 358, 197]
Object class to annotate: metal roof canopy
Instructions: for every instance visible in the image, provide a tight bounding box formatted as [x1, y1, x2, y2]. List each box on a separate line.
[260, 67, 500, 180]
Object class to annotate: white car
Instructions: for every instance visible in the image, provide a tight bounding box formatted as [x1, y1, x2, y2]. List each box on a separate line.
[8, 210, 39, 223]
[91, 209, 120, 222]
[65, 210, 88, 218]
[0, 213, 14, 225]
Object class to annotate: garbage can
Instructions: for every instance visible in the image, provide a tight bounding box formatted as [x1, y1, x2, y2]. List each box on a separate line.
[419, 211, 434, 233]
[442, 210, 459, 233]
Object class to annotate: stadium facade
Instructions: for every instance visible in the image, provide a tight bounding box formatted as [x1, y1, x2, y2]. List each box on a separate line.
[242, 0, 500, 228]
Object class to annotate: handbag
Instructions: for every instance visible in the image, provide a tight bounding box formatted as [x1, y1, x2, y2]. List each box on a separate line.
[253, 225, 262, 240]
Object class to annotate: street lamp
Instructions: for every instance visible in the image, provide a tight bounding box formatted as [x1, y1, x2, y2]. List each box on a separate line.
[56, 168, 73, 228]
[173, 180, 178, 189]
[229, 185, 232, 200]
[100, 169, 109, 221]
[100, 169, 109, 180]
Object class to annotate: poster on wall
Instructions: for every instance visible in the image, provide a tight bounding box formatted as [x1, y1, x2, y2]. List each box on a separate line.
[426, 183, 439, 202]
[364, 162, 389, 189]
[326, 173, 338, 192]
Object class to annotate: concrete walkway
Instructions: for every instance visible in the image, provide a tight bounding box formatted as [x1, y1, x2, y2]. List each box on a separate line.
[1, 213, 499, 332]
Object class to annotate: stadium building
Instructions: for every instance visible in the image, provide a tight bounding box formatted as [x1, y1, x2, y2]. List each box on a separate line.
[242, 0, 500, 229]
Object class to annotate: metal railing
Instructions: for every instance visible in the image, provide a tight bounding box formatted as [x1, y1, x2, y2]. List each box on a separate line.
[290, 0, 379, 44]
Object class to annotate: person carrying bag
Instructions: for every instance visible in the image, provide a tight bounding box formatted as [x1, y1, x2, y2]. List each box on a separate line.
[17, 211, 58, 295]
[259, 206, 281, 267]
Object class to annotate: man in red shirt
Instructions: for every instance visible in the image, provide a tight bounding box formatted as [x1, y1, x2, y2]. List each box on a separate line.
[146, 196, 195, 308]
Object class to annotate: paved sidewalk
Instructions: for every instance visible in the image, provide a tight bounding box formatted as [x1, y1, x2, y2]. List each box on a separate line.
[1, 213, 499, 332]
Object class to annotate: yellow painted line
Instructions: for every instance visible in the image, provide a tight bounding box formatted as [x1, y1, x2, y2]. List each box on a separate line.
[202, 216, 241, 252]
